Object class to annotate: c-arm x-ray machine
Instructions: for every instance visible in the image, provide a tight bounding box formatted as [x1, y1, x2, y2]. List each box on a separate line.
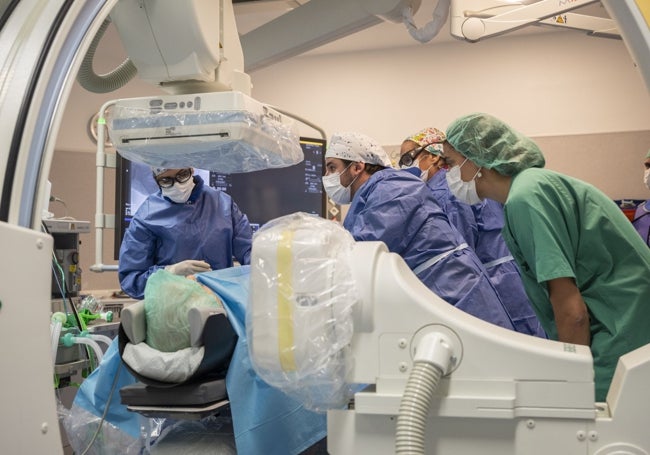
[247, 215, 650, 454]
[0, 0, 648, 453]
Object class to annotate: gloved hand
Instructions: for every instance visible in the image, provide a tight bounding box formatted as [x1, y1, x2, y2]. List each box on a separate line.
[165, 260, 211, 276]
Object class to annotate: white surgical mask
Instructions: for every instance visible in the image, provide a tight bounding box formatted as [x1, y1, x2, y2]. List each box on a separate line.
[322, 164, 357, 205]
[644, 168, 650, 191]
[162, 178, 195, 203]
[446, 158, 482, 205]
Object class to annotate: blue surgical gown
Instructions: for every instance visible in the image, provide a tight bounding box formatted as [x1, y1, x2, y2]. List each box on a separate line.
[633, 200, 650, 246]
[471, 199, 546, 338]
[344, 169, 515, 330]
[427, 169, 545, 337]
[118, 175, 253, 299]
[73, 267, 326, 455]
[426, 169, 478, 248]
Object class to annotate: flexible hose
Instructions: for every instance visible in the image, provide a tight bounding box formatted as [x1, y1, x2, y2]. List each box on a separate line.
[87, 333, 113, 348]
[71, 337, 104, 364]
[77, 19, 138, 94]
[401, 0, 451, 43]
[50, 321, 63, 365]
[395, 360, 443, 454]
[50, 312, 67, 365]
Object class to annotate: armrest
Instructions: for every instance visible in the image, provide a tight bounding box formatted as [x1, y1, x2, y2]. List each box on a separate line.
[188, 306, 227, 347]
[121, 300, 147, 344]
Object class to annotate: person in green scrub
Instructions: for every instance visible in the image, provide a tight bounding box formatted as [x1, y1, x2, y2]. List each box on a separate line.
[440, 112, 650, 402]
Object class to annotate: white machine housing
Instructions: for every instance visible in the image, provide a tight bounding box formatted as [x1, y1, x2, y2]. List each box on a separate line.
[107, 91, 303, 173]
[248, 221, 650, 454]
[109, 0, 251, 95]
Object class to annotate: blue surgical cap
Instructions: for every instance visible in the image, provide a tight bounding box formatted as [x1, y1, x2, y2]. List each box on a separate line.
[446, 113, 545, 176]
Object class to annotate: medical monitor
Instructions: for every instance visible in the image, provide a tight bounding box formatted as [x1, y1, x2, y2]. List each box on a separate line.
[114, 137, 326, 259]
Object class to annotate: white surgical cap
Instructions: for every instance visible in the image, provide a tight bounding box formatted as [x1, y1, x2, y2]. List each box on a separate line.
[326, 132, 392, 167]
[151, 167, 169, 176]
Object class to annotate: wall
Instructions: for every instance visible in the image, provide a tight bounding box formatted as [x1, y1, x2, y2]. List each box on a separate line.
[53, 24, 650, 292]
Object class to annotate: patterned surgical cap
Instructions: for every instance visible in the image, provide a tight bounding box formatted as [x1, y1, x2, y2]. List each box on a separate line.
[326, 132, 392, 167]
[405, 127, 446, 155]
[446, 113, 545, 176]
[151, 167, 169, 176]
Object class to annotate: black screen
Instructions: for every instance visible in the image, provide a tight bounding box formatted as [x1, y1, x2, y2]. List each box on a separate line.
[114, 137, 326, 259]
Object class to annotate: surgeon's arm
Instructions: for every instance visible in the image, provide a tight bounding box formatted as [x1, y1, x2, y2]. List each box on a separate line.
[231, 199, 253, 265]
[547, 277, 590, 346]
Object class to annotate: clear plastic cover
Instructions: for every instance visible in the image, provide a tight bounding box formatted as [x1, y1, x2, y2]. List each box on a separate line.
[247, 212, 360, 412]
[108, 104, 304, 173]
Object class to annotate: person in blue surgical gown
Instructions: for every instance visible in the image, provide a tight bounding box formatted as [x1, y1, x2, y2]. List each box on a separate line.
[632, 149, 650, 246]
[401, 127, 545, 337]
[323, 131, 515, 331]
[442, 112, 650, 401]
[118, 167, 253, 299]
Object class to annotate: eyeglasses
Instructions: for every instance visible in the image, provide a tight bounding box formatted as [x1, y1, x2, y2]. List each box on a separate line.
[398, 145, 427, 168]
[156, 168, 192, 188]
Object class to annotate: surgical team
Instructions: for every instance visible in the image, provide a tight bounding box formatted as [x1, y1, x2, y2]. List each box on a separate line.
[118, 112, 650, 406]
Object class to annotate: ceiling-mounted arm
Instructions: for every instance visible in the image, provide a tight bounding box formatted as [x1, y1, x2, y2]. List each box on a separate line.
[450, 0, 616, 42]
[240, 0, 421, 73]
[537, 12, 619, 39]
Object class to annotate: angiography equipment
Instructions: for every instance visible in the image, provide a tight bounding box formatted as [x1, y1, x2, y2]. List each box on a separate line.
[0, 0, 649, 454]
[248, 212, 650, 454]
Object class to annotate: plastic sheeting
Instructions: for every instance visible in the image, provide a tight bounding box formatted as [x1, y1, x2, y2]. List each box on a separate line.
[108, 92, 304, 173]
[247, 212, 360, 412]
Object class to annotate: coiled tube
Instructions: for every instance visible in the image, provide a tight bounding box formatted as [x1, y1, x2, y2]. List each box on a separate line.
[395, 361, 443, 454]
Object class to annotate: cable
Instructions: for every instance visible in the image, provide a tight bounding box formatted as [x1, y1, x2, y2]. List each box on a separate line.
[268, 104, 327, 140]
[79, 361, 123, 455]
[49, 195, 68, 217]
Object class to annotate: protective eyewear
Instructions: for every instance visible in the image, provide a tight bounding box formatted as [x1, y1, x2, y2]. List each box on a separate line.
[156, 168, 192, 188]
[398, 145, 427, 168]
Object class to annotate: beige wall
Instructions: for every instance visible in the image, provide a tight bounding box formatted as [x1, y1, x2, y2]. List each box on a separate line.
[52, 23, 650, 293]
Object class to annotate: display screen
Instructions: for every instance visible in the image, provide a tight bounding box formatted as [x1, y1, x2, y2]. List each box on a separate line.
[114, 137, 326, 259]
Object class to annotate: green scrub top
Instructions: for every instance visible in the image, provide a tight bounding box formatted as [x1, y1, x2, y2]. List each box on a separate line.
[502, 168, 650, 402]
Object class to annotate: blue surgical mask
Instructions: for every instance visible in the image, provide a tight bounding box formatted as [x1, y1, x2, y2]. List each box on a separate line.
[401, 159, 431, 182]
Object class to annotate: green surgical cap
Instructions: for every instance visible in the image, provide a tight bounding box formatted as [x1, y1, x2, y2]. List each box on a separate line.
[645, 149, 650, 159]
[446, 113, 545, 176]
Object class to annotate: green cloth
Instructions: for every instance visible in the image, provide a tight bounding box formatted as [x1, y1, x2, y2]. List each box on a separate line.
[502, 168, 650, 402]
[144, 270, 223, 352]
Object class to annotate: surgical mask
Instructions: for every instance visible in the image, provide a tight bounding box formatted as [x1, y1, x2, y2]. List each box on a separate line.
[644, 168, 650, 191]
[446, 159, 482, 205]
[162, 178, 195, 203]
[322, 164, 357, 205]
[401, 159, 430, 182]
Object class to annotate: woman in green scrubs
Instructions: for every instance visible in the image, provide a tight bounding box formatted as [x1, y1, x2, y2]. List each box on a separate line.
[440, 112, 650, 402]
